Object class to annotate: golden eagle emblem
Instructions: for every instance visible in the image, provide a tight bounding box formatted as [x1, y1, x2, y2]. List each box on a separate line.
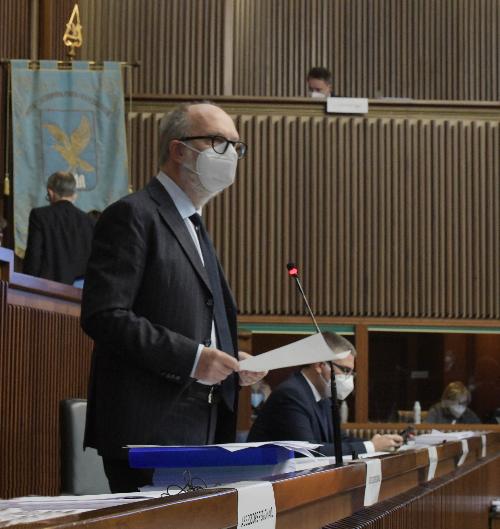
[43, 116, 95, 173]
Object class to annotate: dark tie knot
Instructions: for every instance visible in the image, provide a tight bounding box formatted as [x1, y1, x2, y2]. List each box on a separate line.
[189, 213, 203, 229]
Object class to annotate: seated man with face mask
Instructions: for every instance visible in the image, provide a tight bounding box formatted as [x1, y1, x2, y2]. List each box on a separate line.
[247, 334, 403, 456]
[425, 381, 480, 424]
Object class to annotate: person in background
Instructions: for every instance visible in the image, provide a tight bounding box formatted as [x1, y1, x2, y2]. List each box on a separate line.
[425, 381, 480, 424]
[23, 171, 95, 285]
[248, 333, 403, 455]
[307, 66, 334, 98]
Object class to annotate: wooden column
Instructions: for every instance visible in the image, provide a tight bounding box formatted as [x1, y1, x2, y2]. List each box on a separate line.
[355, 323, 369, 422]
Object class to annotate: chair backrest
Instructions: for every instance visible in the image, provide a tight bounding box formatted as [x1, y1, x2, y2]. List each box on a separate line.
[397, 410, 429, 423]
[60, 399, 110, 494]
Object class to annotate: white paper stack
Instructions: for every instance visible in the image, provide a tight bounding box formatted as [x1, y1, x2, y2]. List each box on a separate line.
[414, 429, 476, 446]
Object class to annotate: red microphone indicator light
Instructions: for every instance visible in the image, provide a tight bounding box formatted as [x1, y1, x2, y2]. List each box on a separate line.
[286, 262, 299, 277]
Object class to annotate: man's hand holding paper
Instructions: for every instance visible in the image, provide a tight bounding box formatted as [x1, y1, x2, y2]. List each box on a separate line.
[238, 351, 268, 385]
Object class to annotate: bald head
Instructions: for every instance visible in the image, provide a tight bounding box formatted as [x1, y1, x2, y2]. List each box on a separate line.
[187, 103, 238, 140]
[158, 102, 238, 166]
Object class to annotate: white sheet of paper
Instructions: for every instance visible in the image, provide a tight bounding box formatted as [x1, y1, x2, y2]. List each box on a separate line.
[230, 481, 276, 529]
[426, 446, 438, 481]
[363, 458, 382, 506]
[457, 439, 469, 467]
[238, 333, 346, 372]
[481, 434, 487, 458]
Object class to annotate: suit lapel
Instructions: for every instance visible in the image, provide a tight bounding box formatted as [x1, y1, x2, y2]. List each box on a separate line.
[296, 373, 331, 442]
[146, 179, 212, 293]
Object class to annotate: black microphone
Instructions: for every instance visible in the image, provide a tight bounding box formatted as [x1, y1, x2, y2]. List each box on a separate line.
[286, 262, 344, 467]
[286, 263, 321, 333]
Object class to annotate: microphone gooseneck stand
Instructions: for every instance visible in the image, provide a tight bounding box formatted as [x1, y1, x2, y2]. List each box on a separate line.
[286, 263, 344, 467]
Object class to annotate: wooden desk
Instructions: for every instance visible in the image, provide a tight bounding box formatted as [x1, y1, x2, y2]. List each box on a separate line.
[0, 247, 93, 498]
[13, 433, 500, 529]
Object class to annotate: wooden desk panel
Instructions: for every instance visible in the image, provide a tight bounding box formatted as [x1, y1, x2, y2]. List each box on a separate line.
[12, 435, 500, 529]
[0, 248, 92, 498]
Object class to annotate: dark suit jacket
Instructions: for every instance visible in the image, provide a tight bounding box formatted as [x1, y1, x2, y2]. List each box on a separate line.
[81, 178, 239, 457]
[23, 201, 95, 284]
[247, 372, 367, 456]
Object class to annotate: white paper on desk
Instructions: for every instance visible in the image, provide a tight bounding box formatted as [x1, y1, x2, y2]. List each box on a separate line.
[457, 439, 469, 467]
[239, 333, 348, 372]
[481, 434, 487, 458]
[363, 458, 382, 506]
[426, 446, 438, 481]
[228, 481, 276, 529]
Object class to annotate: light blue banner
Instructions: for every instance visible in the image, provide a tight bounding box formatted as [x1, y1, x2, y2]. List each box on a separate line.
[11, 60, 129, 256]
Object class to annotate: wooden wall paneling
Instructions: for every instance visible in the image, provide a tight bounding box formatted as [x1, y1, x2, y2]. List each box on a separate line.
[127, 111, 162, 191]
[0, 0, 31, 59]
[38, 0, 76, 60]
[354, 324, 369, 422]
[232, 0, 500, 100]
[490, 124, 500, 317]
[0, 276, 94, 497]
[127, 99, 500, 319]
[325, 457, 497, 529]
[79, 0, 227, 96]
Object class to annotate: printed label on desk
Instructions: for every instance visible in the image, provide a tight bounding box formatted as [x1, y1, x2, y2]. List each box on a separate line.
[457, 439, 469, 467]
[232, 481, 276, 529]
[364, 459, 382, 506]
[326, 97, 369, 114]
[481, 434, 487, 458]
[427, 446, 438, 481]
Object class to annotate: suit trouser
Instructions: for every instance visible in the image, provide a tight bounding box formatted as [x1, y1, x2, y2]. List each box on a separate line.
[102, 384, 220, 493]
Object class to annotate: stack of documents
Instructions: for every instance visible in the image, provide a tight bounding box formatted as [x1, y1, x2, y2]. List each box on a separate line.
[130, 441, 322, 489]
[0, 492, 165, 527]
[414, 429, 477, 445]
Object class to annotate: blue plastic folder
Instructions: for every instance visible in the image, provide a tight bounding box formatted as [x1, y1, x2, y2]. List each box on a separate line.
[128, 444, 293, 469]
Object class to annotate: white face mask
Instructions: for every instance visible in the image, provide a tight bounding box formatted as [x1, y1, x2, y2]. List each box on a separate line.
[335, 374, 354, 400]
[447, 403, 467, 418]
[320, 373, 354, 400]
[308, 90, 327, 99]
[182, 143, 238, 194]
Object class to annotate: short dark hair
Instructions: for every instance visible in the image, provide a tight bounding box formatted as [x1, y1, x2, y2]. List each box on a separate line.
[47, 171, 76, 197]
[307, 66, 332, 85]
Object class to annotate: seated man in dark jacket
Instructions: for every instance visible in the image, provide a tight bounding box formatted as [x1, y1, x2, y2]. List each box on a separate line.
[248, 333, 403, 456]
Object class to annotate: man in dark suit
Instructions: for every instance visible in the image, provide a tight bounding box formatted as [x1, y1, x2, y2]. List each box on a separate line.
[81, 102, 265, 492]
[23, 171, 95, 285]
[248, 334, 403, 456]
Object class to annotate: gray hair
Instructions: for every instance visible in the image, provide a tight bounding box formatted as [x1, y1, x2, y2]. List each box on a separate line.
[158, 103, 194, 166]
[158, 101, 223, 166]
[47, 171, 76, 197]
[323, 331, 357, 357]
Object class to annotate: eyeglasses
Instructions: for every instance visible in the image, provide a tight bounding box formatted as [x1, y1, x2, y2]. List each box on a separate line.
[178, 135, 247, 159]
[331, 362, 356, 378]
